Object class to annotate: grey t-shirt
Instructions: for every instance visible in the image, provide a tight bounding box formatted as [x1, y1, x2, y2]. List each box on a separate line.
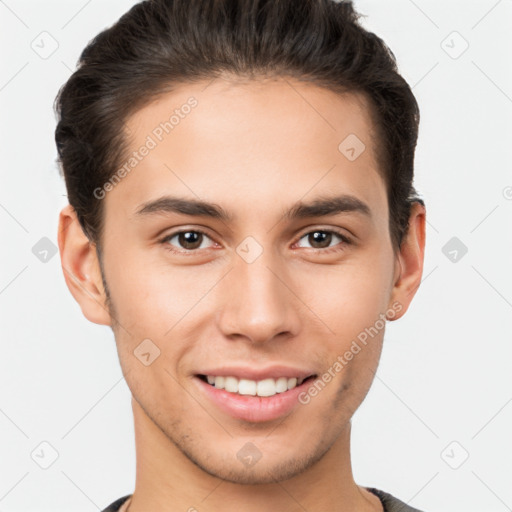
[365, 487, 425, 511]
[101, 487, 425, 511]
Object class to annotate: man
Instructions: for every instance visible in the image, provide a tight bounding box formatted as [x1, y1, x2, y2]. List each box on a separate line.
[55, 0, 427, 510]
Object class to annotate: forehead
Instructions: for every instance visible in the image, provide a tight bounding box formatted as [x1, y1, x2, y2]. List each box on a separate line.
[125, 76, 377, 154]
[109, 76, 386, 225]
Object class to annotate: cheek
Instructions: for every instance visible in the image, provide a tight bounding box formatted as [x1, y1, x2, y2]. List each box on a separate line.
[107, 253, 221, 379]
[106, 250, 214, 333]
[123, 358, 192, 427]
[300, 259, 392, 338]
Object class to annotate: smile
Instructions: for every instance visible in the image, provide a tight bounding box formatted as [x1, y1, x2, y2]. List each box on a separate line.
[194, 370, 318, 423]
[198, 374, 316, 397]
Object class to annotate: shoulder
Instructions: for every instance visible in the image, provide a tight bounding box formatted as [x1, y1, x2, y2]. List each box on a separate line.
[101, 489, 425, 512]
[365, 487, 426, 512]
[101, 494, 132, 512]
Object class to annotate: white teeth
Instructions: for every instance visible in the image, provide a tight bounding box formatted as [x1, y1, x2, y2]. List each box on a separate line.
[275, 377, 288, 393]
[204, 375, 308, 397]
[238, 379, 257, 396]
[257, 378, 276, 397]
[224, 376, 239, 393]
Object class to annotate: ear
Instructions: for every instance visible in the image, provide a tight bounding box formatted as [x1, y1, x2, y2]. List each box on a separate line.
[387, 201, 426, 320]
[57, 204, 112, 326]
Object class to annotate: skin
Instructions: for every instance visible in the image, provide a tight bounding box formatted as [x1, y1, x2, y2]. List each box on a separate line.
[58, 76, 425, 512]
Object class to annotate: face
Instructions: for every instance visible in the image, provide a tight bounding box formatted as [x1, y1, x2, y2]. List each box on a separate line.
[97, 76, 403, 484]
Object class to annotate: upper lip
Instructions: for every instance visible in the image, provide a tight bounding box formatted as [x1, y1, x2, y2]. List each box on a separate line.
[196, 365, 316, 381]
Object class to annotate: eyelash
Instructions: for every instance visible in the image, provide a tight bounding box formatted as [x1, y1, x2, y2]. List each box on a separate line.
[159, 228, 352, 256]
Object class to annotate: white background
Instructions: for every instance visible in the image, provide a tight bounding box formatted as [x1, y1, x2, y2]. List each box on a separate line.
[0, 1, 511, 511]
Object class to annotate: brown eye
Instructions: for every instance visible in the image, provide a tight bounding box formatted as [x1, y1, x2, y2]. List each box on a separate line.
[307, 231, 333, 249]
[296, 229, 351, 251]
[179, 231, 202, 250]
[161, 230, 215, 252]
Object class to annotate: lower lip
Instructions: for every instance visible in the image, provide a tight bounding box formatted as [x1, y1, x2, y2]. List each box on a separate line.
[194, 376, 315, 423]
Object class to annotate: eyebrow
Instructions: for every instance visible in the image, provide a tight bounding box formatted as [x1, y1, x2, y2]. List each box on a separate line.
[284, 194, 371, 221]
[134, 194, 371, 222]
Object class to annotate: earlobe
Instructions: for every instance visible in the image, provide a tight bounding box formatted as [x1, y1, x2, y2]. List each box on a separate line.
[387, 202, 426, 321]
[57, 204, 112, 326]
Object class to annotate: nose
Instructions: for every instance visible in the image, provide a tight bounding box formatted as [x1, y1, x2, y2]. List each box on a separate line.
[216, 248, 301, 345]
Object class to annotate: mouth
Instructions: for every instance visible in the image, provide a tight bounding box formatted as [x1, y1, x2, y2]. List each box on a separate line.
[194, 371, 318, 423]
[196, 374, 317, 397]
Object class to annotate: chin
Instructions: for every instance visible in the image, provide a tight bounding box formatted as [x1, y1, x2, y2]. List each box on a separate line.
[182, 441, 330, 485]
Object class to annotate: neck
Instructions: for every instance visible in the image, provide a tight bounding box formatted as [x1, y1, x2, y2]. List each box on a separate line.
[126, 397, 382, 512]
